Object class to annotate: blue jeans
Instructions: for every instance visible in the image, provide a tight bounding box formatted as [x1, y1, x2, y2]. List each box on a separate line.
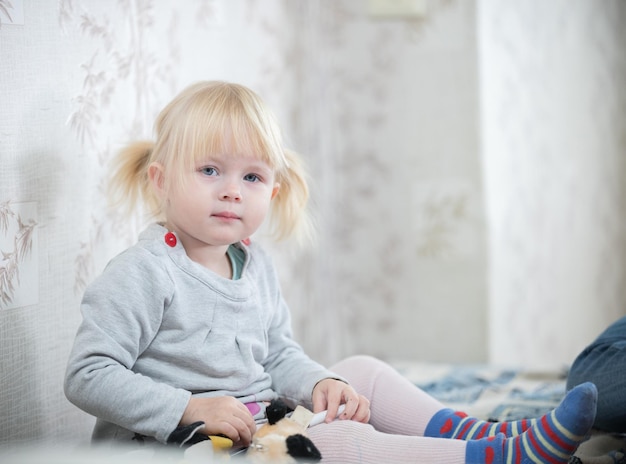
[566, 316, 626, 433]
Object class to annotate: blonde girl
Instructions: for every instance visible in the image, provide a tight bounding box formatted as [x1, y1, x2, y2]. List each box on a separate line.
[65, 81, 597, 463]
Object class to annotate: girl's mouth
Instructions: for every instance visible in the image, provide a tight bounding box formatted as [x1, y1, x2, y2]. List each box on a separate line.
[213, 211, 240, 220]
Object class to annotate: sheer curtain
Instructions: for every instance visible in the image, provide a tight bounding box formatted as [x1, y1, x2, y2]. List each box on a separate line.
[479, 0, 626, 368]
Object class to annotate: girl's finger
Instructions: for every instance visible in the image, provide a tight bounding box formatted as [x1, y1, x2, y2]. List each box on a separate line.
[341, 395, 358, 420]
[354, 395, 371, 423]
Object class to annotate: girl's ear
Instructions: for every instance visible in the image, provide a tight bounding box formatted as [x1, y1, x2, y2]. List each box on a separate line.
[148, 162, 166, 197]
[271, 183, 280, 200]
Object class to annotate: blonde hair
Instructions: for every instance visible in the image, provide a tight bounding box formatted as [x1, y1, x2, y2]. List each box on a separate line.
[109, 81, 312, 242]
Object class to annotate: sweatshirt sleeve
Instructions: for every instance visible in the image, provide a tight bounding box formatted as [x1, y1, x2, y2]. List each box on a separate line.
[263, 296, 345, 408]
[63, 248, 190, 443]
[253, 247, 345, 407]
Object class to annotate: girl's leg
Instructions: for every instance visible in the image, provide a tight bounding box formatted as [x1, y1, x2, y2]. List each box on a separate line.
[307, 420, 467, 464]
[307, 381, 597, 464]
[329, 355, 444, 436]
[330, 355, 595, 441]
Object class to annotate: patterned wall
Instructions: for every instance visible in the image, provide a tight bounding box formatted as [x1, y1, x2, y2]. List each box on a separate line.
[0, 0, 624, 446]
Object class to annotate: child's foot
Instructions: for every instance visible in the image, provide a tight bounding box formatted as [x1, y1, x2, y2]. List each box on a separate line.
[465, 382, 597, 463]
[425, 381, 595, 440]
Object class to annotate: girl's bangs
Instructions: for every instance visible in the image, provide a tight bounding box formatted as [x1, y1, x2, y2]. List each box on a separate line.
[160, 81, 288, 185]
[189, 105, 281, 170]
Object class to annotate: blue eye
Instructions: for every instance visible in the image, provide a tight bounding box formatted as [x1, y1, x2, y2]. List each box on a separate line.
[200, 167, 218, 176]
[244, 173, 260, 182]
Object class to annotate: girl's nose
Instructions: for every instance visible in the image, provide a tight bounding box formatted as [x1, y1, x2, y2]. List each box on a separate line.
[220, 180, 242, 201]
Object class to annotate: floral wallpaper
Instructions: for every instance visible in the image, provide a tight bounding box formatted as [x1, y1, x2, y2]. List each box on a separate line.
[1, 0, 624, 446]
[60, 0, 183, 293]
[0, 0, 23, 26]
[0, 201, 37, 307]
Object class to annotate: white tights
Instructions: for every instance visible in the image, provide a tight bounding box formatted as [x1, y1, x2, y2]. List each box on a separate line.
[306, 355, 467, 463]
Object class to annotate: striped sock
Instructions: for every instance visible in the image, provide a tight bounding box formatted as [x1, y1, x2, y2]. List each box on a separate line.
[425, 408, 536, 440]
[464, 382, 597, 464]
[425, 381, 595, 440]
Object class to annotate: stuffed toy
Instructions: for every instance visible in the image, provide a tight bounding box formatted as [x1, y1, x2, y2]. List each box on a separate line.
[171, 398, 322, 463]
[246, 399, 322, 463]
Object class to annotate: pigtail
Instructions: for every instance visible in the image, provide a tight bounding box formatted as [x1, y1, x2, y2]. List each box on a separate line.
[107, 140, 160, 220]
[271, 149, 315, 244]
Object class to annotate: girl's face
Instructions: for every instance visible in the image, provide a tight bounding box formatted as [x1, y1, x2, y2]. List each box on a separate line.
[151, 152, 279, 255]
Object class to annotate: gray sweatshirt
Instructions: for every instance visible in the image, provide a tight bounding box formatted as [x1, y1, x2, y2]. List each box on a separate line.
[64, 223, 339, 444]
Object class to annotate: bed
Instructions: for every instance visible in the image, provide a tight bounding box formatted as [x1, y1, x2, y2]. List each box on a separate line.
[392, 360, 626, 464]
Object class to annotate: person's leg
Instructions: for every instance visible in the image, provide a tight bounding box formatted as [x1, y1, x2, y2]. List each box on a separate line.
[307, 421, 466, 464]
[567, 316, 626, 433]
[307, 383, 596, 464]
[329, 355, 444, 435]
[330, 355, 568, 439]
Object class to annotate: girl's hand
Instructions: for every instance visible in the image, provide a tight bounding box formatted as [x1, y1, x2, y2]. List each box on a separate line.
[312, 378, 371, 424]
[180, 396, 256, 447]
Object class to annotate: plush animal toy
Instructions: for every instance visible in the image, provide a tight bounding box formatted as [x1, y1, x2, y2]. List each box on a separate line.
[246, 399, 322, 463]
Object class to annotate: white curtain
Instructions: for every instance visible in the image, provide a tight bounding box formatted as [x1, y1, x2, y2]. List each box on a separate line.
[479, 0, 626, 369]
